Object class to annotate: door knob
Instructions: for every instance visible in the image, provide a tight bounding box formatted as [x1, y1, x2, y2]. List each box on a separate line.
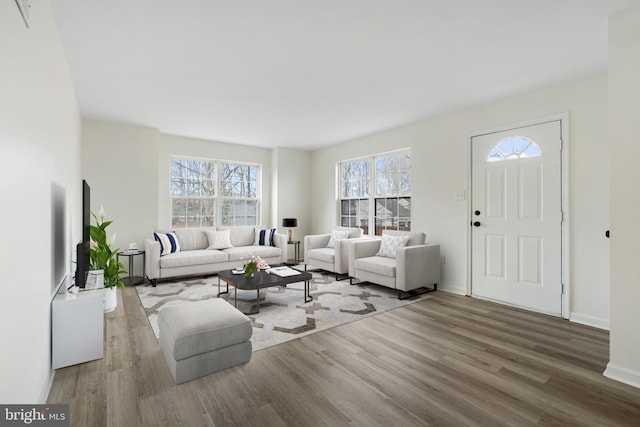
[474, 210, 481, 216]
[473, 221, 481, 227]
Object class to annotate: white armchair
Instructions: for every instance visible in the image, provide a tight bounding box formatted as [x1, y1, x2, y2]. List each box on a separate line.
[349, 230, 440, 299]
[304, 226, 364, 280]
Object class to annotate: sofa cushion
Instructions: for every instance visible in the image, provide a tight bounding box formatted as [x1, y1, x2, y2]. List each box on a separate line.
[376, 234, 409, 258]
[174, 227, 215, 251]
[307, 247, 335, 264]
[355, 256, 397, 277]
[154, 232, 180, 256]
[223, 245, 281, 262]
[254, 228, 277, 246]
[205, 229, 234, 250]
[159, 249, 228, 269]
[327, 229, 351, 248]
[217, 226, 256, 247]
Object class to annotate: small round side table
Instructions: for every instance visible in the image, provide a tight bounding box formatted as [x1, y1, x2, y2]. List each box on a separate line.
[116, 250, 146, 285]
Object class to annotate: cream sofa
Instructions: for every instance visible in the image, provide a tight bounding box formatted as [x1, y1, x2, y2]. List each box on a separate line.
[349, 230, 440, 299]
[145, 226, 287, 287]
[304, 226, 365, 280]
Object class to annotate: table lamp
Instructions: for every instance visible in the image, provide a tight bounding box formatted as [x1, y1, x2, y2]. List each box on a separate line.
[282, 218, 298, 242]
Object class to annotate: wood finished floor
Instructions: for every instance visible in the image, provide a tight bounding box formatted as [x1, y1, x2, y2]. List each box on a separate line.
[47, 286, 640, 426]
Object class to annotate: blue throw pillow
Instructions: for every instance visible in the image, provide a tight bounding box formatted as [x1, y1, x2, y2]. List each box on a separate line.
[254, 228, 277, 246]
[154, 232, 180, 256]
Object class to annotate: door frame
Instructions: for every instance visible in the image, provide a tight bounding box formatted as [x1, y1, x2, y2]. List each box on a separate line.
[466, 112, 570, 319]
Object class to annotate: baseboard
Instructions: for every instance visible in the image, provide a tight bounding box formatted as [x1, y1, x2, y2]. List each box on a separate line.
[569, 312, 610, 330]
[39, 369, 55, 404]
[604, 362, 640, 390]
[437, 284, 466, 295]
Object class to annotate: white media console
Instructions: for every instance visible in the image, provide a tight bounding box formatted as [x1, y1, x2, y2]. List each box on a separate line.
[51, 289, 104, 369]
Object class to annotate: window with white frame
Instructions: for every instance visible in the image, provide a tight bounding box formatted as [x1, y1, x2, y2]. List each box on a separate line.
[171, 157, 260, 227]
[220, 163, 258, 226]
[487, 136, 542, 162]
[339, 149, 411, 235]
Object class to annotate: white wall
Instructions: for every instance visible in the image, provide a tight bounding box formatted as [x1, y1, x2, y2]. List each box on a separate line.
[81, 120, 160, 276]
[606, 5, 640, 389]
[0, 1, 81, 403]
[81, 123, 275, 246]
[311, 72, 610, 326]
[271, 148, 312, 257]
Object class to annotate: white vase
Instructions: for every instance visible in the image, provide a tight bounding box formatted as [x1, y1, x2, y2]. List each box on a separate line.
[103, 287, 117, 313]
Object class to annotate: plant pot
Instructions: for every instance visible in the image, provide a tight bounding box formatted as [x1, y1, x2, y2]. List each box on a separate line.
[103, 287, 117, 313]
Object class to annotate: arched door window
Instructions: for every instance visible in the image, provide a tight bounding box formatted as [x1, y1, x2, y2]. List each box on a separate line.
[487, 136, 541, 162]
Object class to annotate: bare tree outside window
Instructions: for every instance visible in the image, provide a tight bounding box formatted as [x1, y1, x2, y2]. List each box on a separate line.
[341, 159, 370, 198]
[220, 163, 257, 198]
[375, 151, 411, 197]
[220, 163, 258, 225]
[374, 151, 411, 233]
[171, 158, 259, 227]
[339, 150, 410, 236]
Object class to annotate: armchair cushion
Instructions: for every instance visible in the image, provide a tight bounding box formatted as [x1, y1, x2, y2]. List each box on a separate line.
[327, 229, 351, 248]
[354, 256, 396, 277]
[307, 247, 335, 264]
[376, 234, 409, 258]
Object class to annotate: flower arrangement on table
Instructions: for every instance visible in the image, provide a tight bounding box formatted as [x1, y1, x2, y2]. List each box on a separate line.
[243, 255, 268, 278]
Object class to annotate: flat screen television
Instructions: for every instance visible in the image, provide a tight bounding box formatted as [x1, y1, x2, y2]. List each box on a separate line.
[75, 241, 90, 288]
[75, 180, 91, 288]
[83, 179, 90, 243]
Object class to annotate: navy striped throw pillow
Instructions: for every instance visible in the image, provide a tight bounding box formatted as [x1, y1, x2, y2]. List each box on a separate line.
[154, 232, 181, 256]
[254, 228, 277, 246]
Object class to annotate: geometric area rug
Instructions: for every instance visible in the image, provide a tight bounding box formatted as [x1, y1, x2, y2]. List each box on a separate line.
[135, 268, 434, 352]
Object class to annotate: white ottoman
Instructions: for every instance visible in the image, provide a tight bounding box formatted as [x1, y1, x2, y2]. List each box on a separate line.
[158, 298, 252, 384]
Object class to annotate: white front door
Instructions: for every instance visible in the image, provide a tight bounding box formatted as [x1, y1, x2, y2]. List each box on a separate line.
[471, 120, 562, 315]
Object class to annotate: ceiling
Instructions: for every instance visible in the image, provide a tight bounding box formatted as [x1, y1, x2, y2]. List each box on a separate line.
[51, 0, 640, 150]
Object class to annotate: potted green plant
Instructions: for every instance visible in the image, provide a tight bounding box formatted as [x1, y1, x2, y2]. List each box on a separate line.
[90, 206, 126, 312]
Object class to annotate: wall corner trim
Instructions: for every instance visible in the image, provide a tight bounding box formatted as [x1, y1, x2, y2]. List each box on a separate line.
[603, 363, 640, 390]
[569, 312, 610, 331]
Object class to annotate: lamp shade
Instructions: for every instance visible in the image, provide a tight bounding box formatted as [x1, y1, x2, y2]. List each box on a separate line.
[282, 218, 298, 228]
